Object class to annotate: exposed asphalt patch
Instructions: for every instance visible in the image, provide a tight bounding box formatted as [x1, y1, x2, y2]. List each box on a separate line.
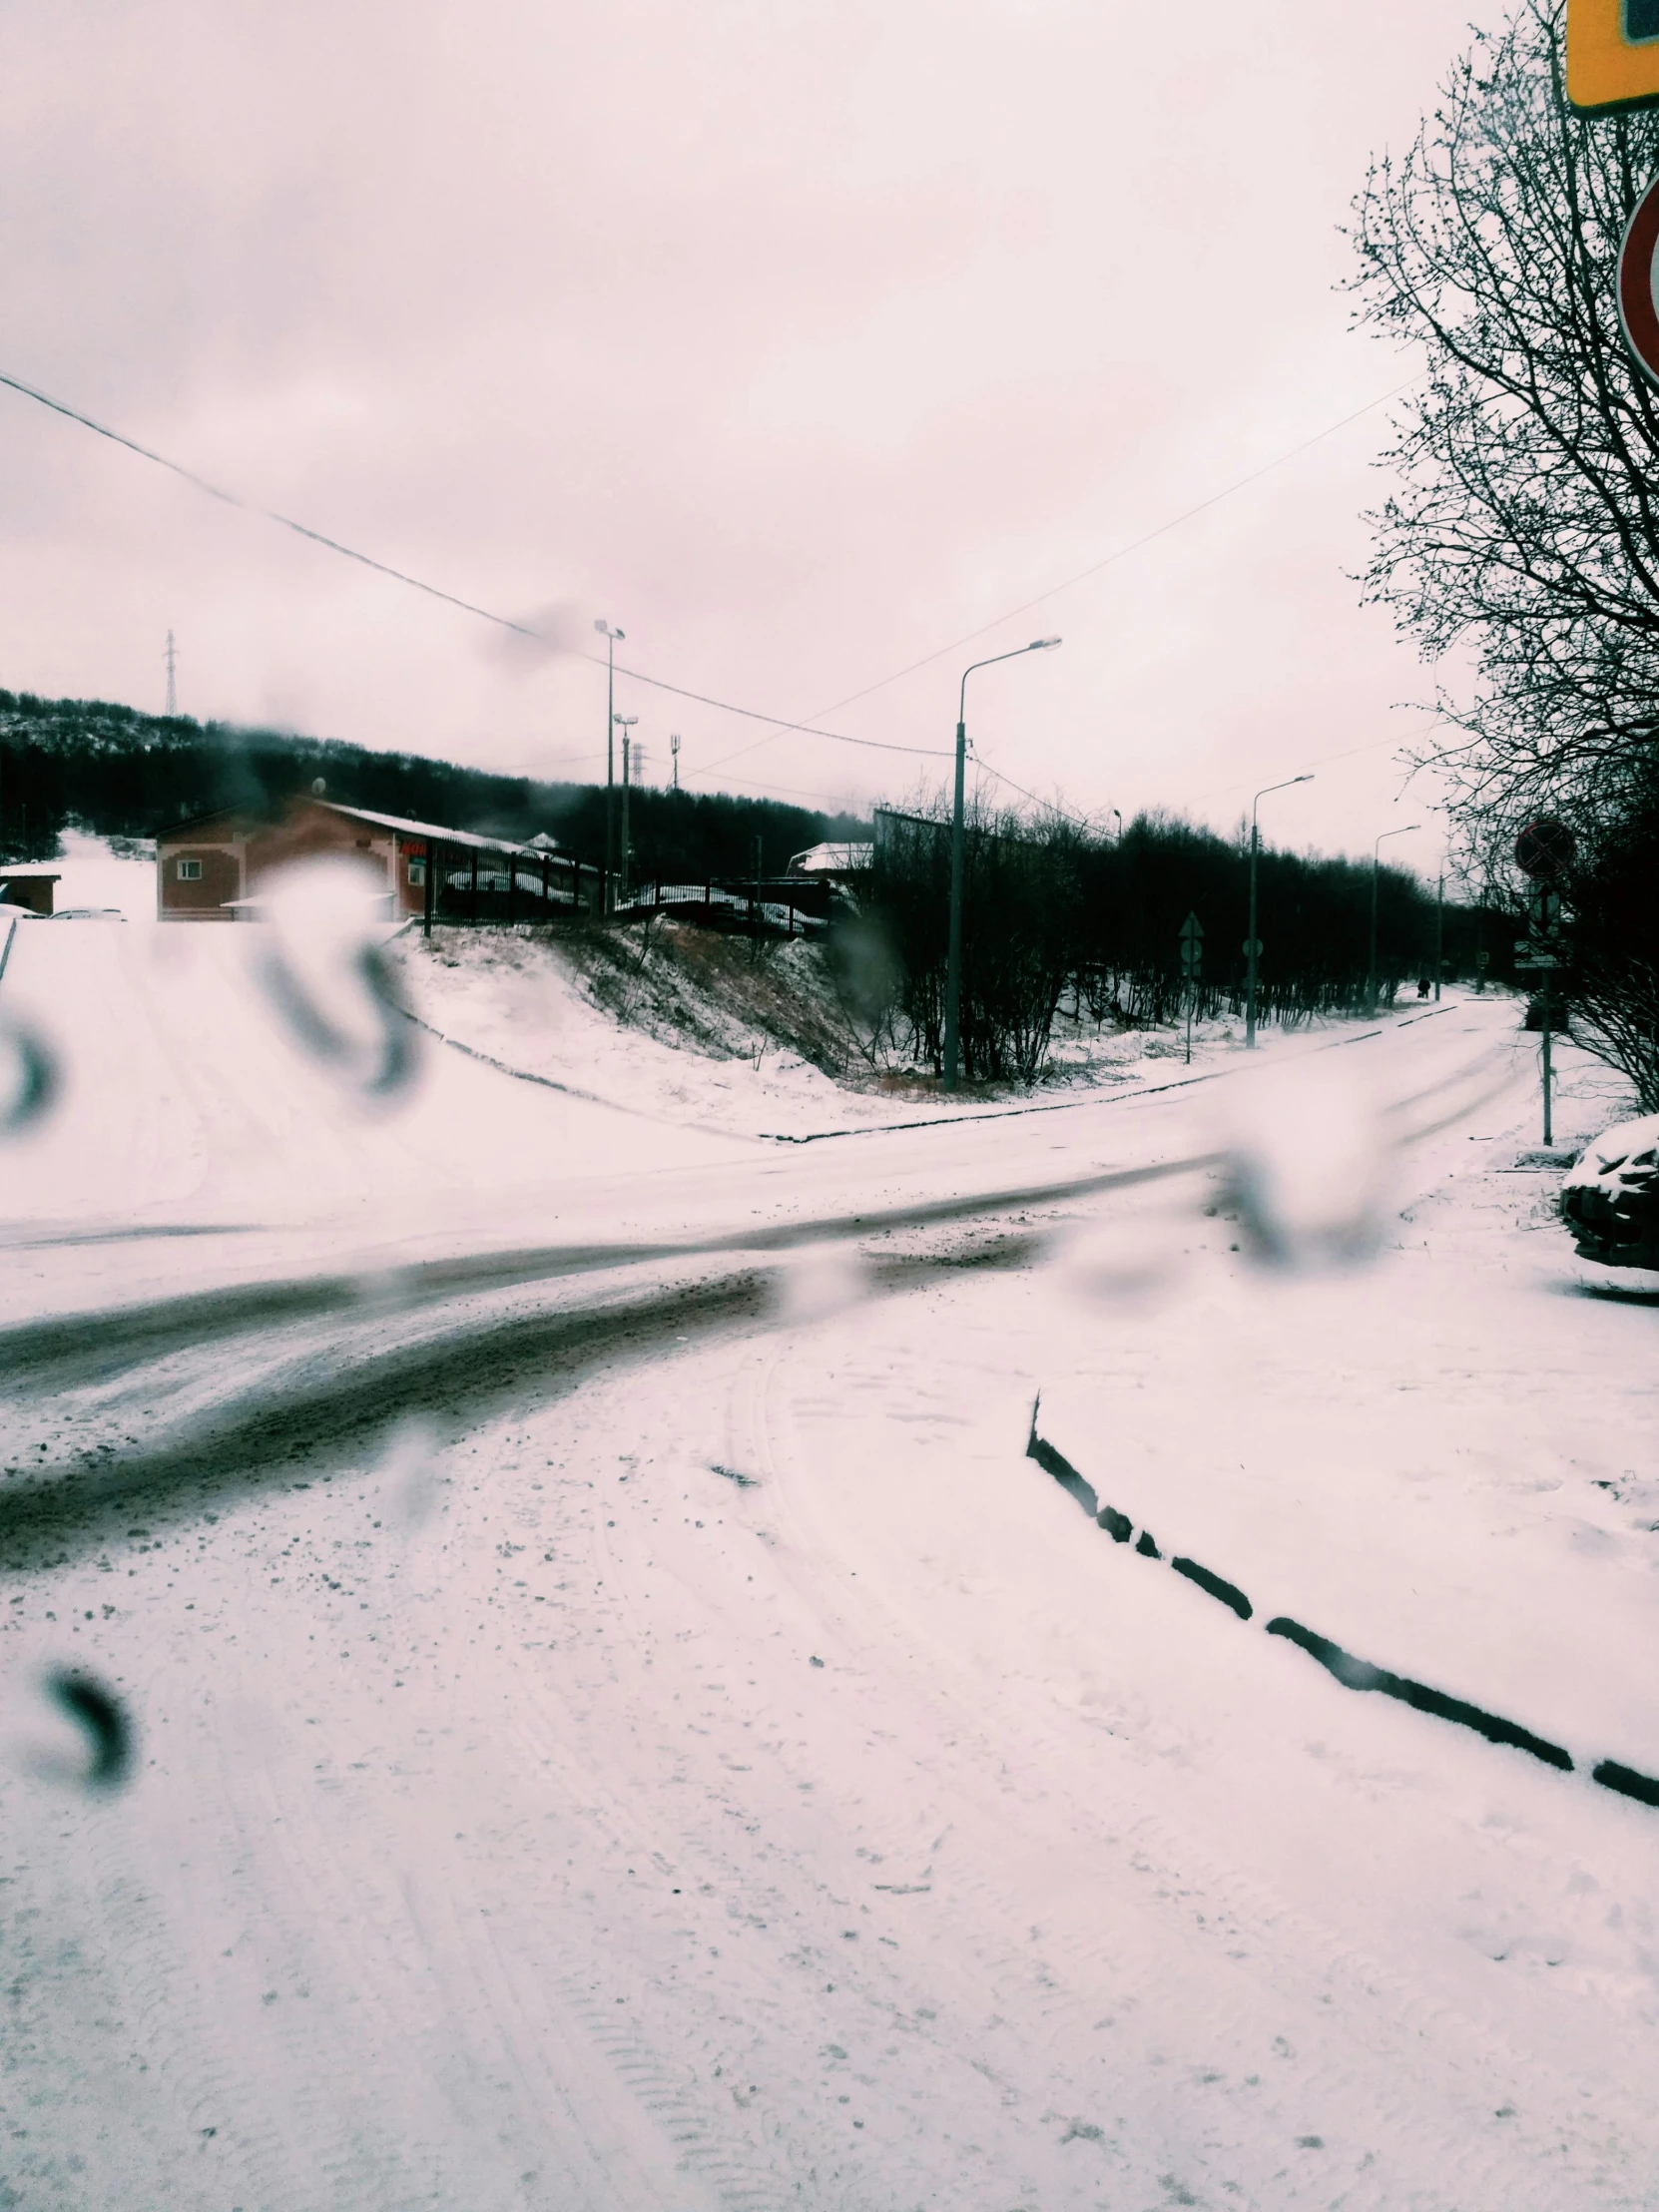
[0, 1223, 258, 1251]
[0, 1228, 1057, 1572]
[0, 1273, 771, 1570]
[0, 1158, 1211, 1396]
[1026, 1401, 1658, 1808]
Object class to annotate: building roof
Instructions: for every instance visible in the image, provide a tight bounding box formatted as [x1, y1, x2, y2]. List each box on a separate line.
[314, 801, 537, 856]
[787, 841, 873, 875]
[0, 866, 62, 879]
[156, 808, 259, 841]
[157, 797, 540, 857]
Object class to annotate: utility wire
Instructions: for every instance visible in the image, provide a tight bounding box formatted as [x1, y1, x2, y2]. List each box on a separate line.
[0, 367, 951, 762]
[971, 757, 1098, 833]
[2, 362, 1412, 790]
[698, 377, 1417, 775]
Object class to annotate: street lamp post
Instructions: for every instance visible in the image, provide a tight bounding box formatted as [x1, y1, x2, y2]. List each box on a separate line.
[1434, 870, 1444, 1000]
[1369, 824, 1419, 1013]
[595, 619, 625, 915]
[1245, 774, 1314, 1050]
[942, 637, 1061, 1091]
[615, 715, 639, 903]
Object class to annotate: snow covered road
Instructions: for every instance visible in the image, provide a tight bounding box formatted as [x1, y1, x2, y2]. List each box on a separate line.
[4, 917, 1655, 2209]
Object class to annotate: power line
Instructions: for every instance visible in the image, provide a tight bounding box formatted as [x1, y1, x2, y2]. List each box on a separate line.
[681, 763, 868, 809]
[971, 757, 1097, 833]
[1190, 716, 1456, 809]
[698, 377, 1417, 775]
[2, 361, 1413, 794]
[0, 367, 951, 763]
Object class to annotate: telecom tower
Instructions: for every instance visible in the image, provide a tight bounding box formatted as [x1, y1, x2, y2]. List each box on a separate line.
[164, 631, 178, 718]
[671, 733, 681, 791]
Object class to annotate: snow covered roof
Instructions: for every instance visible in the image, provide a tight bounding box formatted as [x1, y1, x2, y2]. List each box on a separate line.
[314, 801, 536, 856]
[787, 841, 872, 875]
[156, 799, 542, 856]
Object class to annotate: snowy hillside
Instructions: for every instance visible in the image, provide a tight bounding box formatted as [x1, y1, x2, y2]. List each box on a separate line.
[392, 916, 1313, 1141]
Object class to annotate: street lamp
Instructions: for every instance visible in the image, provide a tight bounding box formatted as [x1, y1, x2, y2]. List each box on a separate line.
[1369, 823, 1419, 1013]
[614, 714, 639, 903]
[942, 637, 1062, 1091]
[1245, 774, 1314, 1050]
[595, 619, 625, 915]
[1112, 808, 1123, 844]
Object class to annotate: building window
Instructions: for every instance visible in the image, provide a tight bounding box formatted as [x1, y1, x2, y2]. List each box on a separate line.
[176, 857, 202, 881]
[407, 859, 426, 885]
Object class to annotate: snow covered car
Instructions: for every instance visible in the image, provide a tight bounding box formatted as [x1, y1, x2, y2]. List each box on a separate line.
[1559, 1112, 1659, 1270]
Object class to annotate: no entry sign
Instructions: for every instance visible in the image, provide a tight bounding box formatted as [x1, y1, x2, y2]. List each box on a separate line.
[1513, 818, 1577, 881]
[1618, 175, 1659, 386]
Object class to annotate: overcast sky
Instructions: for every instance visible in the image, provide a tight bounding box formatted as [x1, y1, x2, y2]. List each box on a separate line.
[1, 0, 1492, 874]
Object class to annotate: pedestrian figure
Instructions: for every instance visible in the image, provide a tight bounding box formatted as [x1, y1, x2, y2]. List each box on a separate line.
[1416, 976, 1431, 998]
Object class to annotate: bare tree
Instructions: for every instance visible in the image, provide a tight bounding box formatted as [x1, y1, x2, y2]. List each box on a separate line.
[1351, 0, 1659, 867]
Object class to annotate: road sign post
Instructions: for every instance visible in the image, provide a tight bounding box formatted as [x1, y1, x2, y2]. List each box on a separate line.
[1512, 834, 1571, 1146]
[1540, 960, 1556, 1148]
[1179, 911, 1203, 1066]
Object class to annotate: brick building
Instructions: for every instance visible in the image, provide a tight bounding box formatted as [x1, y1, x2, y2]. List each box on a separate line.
[155, 798, 542, 922]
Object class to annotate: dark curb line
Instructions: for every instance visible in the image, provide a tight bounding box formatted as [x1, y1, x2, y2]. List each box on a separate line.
[1025, 1397, 1657, 1807]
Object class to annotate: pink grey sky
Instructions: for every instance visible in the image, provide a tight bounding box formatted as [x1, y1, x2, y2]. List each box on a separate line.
[1, 0, 1491, 874]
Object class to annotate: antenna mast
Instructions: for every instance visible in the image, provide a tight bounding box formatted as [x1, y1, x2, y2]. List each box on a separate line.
[164, 630, 178, 717]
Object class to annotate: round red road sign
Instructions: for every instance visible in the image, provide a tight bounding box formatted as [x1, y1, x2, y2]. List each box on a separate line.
[1513, 818, 1577, 881]
[1618, 176, 1659, 388]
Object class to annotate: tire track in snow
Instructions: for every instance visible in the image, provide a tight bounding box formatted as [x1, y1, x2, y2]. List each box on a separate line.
[0, 1151, 1217, 1395]
[407, 1414, 838, 2209]
[0, 1007, 1514, 1401]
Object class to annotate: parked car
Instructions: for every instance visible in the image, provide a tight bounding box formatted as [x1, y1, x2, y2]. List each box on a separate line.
[51, 906, 127, 921]
[1560, 1112, 1659, 1270]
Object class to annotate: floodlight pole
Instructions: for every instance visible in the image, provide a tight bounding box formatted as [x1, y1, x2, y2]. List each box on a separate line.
[615, 715, 639, 903]
[1369, 824, 1419, 1014]
[943, 638, 1061, 1092]
[1245, 774, 1313, 1050]
[595, 620, 625, 915]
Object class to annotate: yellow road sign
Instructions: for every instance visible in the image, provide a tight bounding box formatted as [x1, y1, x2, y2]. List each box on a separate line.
[1568, 0, 1659, 116]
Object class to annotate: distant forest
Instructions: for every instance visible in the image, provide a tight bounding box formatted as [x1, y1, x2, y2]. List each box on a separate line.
[0, 687, 869, 883]
[0, 683, 1519, 1045]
